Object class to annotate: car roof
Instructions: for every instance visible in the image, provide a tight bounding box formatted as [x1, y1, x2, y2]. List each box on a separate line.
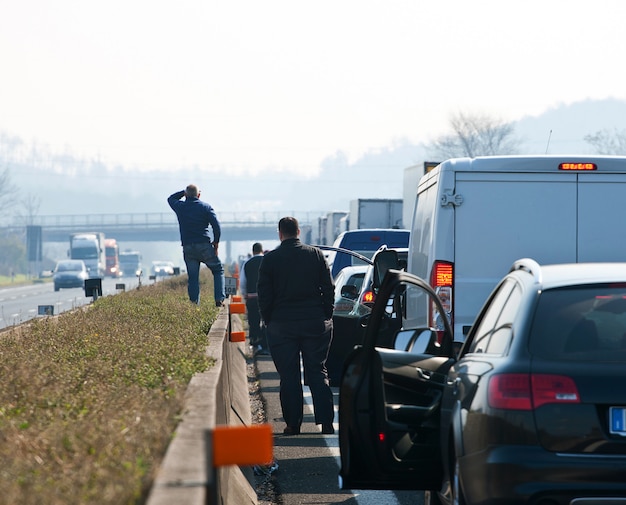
[334, 264, 369, 280]
[512, 260, 626, 289]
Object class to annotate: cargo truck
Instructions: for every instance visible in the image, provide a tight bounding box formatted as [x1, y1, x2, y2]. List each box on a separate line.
[68, 232, 105, 278]
[119, 250, 142, 278]
[104, 238, 121, 278]
[348, 198, 403, 230]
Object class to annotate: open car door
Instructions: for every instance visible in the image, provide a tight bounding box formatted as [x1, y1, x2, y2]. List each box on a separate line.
[338, 269, 455, 491]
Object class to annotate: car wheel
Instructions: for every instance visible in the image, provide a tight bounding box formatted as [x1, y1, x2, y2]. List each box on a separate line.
[424, 490, 444, 505]
[54, 285, 60, 292]
[452, 458, 466, 505]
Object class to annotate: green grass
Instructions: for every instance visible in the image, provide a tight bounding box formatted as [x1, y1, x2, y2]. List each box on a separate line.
[0, 271, 219, 505]
[0, 273, 36, 286]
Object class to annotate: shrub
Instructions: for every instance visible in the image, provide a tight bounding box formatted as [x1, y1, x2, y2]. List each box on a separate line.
[0, 271, 219, 505]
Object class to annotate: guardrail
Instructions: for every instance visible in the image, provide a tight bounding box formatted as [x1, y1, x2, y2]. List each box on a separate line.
[6, 211, 326, 229]
[146, 299, 273, 505]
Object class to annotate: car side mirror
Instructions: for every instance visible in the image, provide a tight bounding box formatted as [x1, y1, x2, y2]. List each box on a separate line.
[372, 249, 400, 291]
[341, 284, 359, 300]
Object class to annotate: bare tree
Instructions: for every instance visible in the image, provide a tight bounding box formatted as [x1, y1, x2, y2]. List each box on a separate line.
[584, 128, 626, 155]
[0, 166, 15, 215]
[428, 112, 520, 159]
[15, 193, 42, 226]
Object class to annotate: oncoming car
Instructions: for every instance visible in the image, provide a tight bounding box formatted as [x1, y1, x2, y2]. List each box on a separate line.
[339, 259, 626, 504]
[53, 259, 89, 291]
[151, 261, 175, 277]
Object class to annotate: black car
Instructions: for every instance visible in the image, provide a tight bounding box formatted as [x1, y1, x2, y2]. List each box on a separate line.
[320, 245, 406, 386]
[339, 258, 626, 504]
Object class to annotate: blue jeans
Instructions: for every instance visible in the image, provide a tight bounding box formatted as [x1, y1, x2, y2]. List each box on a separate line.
[182, 242, 225, 304]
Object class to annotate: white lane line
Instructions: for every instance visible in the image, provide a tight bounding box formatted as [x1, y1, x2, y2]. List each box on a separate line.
[302, 386, 403, 505]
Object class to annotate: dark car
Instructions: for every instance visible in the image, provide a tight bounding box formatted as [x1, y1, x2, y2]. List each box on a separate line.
[53, 259, 88, 291]
[329, 228, 410, 278]
[339, 258, 626, 504]
[326, 246, 407, 386]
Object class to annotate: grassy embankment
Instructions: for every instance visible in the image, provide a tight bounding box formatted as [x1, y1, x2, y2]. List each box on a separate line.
[0, 271, 220, 505]
[0, 274, 41, 286]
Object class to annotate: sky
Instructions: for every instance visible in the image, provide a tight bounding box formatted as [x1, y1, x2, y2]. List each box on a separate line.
[2, 0, 626, 176]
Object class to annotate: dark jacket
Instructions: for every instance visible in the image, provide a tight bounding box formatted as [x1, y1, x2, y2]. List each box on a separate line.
[167, 190, 221, 246]
[257, 238, 334, 323]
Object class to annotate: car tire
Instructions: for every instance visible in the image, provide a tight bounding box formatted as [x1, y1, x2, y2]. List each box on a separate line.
[54, 285, 59, 292]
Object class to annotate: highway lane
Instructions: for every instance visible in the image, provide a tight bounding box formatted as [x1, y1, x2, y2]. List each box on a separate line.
[0, 276, 142, 330]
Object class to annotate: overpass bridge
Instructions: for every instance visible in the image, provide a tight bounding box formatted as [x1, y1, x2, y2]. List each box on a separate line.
[3, 211, 326, 263]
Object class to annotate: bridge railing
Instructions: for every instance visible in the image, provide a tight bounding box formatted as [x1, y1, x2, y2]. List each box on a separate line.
[11, 211, 326, 229]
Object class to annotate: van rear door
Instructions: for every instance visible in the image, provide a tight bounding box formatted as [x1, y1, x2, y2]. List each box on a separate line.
[454, 172, 578, 338]
[578, 172, 626, 261]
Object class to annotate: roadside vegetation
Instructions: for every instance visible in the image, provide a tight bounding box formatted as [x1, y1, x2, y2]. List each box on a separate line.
[0, 271, 219, 505]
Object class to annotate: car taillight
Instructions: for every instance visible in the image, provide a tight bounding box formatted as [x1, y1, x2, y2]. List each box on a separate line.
[531, 374, 580, 408]
[488, 374, 580, 410]
[430, 261, 453, 333]
[361, 290, 375, 304]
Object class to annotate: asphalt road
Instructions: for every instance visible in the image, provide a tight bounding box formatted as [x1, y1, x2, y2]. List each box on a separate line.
[0, 275, 142, 329]
[255, 352, 423, 505]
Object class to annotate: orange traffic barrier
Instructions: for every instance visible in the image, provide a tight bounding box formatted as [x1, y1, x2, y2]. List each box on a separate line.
[230, 331, 246, 342]
[232, 295, 242, 302]
[213, 424, 273, 467]
[229, 302, 246, 314]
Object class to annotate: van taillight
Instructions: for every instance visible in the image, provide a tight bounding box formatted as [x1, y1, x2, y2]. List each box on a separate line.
[488, 374, 580, 410]
[559, 162, 597, 171]
[430, 261, 453, 332]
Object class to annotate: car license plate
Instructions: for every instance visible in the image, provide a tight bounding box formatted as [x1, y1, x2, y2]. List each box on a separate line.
[609, 407, 626, 436]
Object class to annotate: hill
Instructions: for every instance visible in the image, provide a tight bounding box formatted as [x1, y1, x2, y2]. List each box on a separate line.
[5, 98, 626, 221]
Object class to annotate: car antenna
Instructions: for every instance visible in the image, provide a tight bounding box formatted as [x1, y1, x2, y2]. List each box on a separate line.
[545, 129, 552, 154]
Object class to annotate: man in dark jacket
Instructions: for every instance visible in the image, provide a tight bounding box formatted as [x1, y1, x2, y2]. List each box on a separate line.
[240, 242, 268, 354]
[257, 216, 335, 435]
[167, 184, 225, 306]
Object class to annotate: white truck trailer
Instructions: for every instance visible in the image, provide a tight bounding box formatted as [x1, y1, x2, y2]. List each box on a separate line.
[348, 198, 403, 230]
[68, 232, 106, 278]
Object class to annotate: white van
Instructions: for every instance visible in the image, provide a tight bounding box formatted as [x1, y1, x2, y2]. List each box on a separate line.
[409, 155, 626, 342]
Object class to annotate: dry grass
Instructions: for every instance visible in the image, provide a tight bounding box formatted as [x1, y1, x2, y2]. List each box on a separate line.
[0, 271, 219, 505]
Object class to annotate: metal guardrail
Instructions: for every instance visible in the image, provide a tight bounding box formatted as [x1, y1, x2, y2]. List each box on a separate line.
[4, 211, 325, 230]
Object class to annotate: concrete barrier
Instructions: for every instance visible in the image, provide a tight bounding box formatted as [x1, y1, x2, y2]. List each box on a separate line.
[146, 305, 257, 505]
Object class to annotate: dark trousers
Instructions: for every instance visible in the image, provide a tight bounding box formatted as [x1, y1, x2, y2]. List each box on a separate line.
[266, 318, 334, 428]
[245, 296, 267, 348]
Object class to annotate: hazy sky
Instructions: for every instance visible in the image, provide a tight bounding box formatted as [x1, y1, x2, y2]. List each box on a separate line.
[2, 0, 626, 176]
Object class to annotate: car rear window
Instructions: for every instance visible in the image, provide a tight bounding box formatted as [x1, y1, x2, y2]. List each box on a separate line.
[529, 284, 626, 362]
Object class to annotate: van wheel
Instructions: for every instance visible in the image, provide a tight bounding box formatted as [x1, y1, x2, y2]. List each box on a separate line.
[54, 286, 59, 292]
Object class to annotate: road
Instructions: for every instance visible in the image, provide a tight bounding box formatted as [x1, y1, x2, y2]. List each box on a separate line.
[0, 275, 143, 330]
[256, 353, 424, 505]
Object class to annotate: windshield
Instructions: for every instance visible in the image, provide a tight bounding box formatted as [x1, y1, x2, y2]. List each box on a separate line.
[57, 262, 82, 272]
[72, 246, 98, 259]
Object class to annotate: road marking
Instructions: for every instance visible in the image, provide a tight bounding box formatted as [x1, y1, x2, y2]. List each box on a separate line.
[302, 386, 404, 505]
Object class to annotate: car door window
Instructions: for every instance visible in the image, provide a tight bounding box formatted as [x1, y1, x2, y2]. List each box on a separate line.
[468, 279, 515, 354]
[484, 284, 522, 355]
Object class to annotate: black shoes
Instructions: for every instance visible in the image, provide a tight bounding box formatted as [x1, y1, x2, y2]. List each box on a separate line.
[283, 424, 334, 435]
[321, 424, 335, 435]
[215, 300, 225, 307]
[283, 426, 301, 436]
